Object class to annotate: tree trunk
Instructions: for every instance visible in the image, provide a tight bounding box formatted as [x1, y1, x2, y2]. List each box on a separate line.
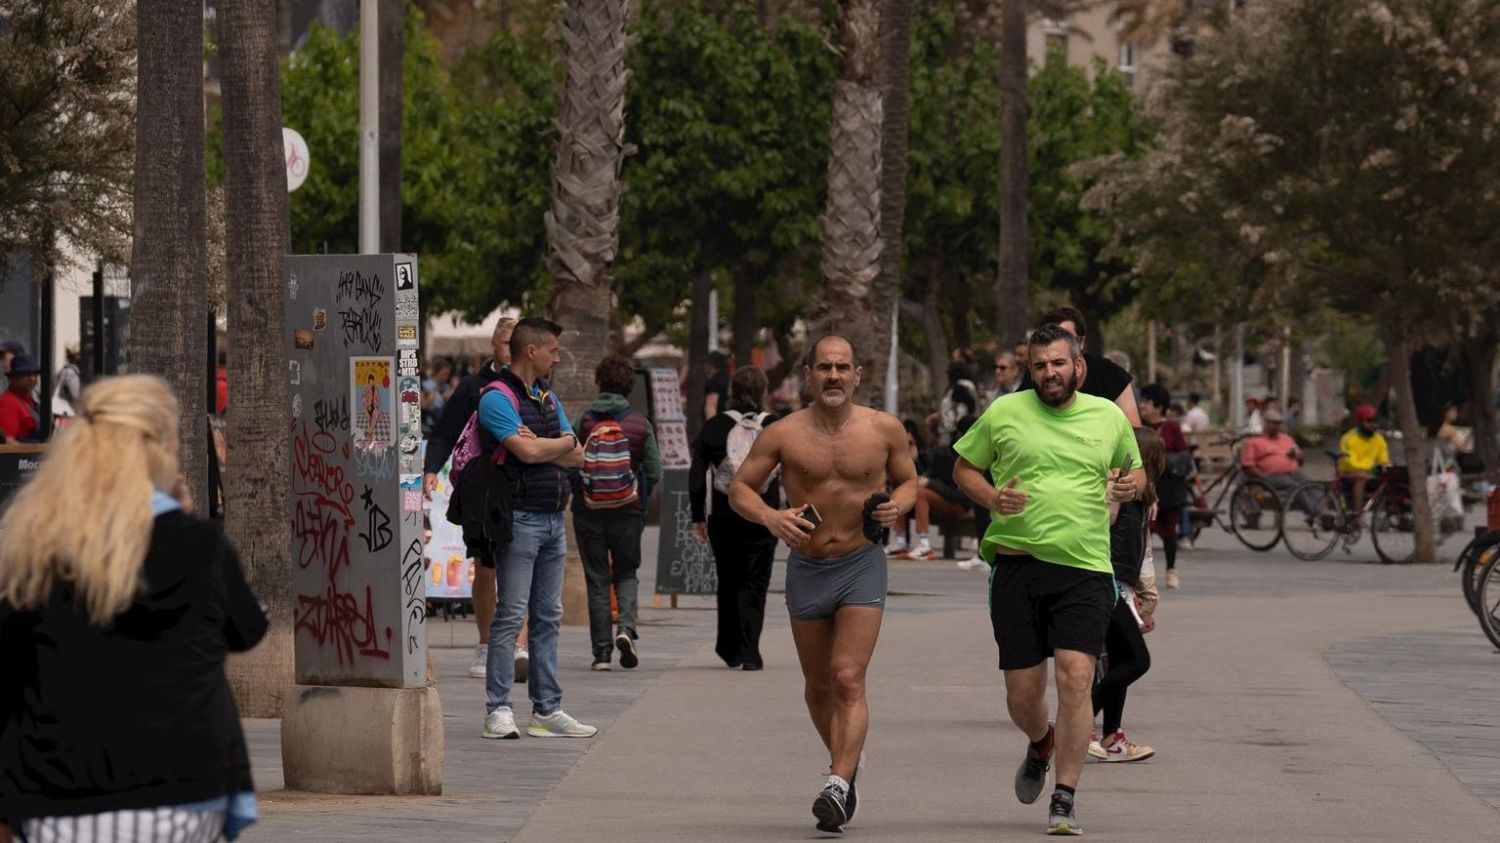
[1383, 323, 1436, 564]
[732, 270, 757, 367]
[818, 0, 883, 402]
[545, 0, 630, 625]
[686, 272, 711, 440]
[1460, 324, 1500, 483]
[918, 284, 947, 409]
[217, 0, 293, 718]
[379, 0, 404, 252]
[867, 0, 913, 405]
[995, 0, 1028, 348]
[132, 0, 208, 508]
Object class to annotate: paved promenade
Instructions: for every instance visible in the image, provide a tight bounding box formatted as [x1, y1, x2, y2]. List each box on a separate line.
[246, 527, 1500, 840]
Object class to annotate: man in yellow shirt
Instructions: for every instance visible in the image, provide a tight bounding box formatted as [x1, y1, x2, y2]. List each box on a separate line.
[1338, 404, 1389, 512]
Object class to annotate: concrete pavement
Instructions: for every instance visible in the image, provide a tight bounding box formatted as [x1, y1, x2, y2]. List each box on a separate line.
[248, 527, 1500, 840]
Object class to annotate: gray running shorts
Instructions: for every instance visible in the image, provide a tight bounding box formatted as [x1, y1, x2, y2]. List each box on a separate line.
[785, 543, 887, 621]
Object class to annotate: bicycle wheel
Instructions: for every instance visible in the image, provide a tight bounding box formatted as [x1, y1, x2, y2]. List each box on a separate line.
[1475, 550, 1500, 652]
[1369, 489, 1417, 564]
[1463, 537, 1500, 616]
[1229, 479, 1283, 552]
[1280, 482, 1342, 561]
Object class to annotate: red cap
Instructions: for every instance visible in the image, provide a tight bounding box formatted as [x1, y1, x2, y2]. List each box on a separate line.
[1354, 404, 1377, 421]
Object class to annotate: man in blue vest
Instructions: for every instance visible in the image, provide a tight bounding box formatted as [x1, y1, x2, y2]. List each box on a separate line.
[480, 317, 595, 740]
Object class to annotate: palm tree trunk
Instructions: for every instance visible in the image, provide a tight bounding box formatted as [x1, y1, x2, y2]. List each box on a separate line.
[867, 0, 914, 406]
[217, 0, 293, 717]
[379, 0, 404, 252]
[545, 0, 630, 624]
[996, 0, 1029, 347]
[132, 0, 208, 507]
[818, 0, 883, 400]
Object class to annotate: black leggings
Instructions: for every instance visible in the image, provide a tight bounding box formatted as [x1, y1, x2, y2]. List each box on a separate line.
[1161, 524, 1178, 571]
[1092, 597, 1151, 735]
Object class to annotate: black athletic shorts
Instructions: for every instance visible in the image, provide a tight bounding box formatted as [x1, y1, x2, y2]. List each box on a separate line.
[988, 554, 1115, 670]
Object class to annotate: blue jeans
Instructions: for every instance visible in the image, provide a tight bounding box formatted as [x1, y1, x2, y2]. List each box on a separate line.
[486, 511, 566, 715]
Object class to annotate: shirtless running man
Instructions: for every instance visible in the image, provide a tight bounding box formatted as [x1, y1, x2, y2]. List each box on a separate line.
[730, 334, 920, 834]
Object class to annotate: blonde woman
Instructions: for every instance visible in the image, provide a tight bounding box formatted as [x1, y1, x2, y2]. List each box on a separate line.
[0, 375, 268, 842]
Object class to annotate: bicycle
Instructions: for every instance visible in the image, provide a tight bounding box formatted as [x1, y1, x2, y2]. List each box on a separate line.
[1281, 458, 1466, 563]
[1455, 529, 1500, 617]
[1185, 434, 1283, 552]
[1474, 538, 1500, 651]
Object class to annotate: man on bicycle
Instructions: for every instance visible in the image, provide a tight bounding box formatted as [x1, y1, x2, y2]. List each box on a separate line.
[1241, 410, 1318, 512]
[1338, 404, 1390, 513]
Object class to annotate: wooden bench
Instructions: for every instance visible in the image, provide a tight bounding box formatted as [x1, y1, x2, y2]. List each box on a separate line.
[934, 509, 977, 559]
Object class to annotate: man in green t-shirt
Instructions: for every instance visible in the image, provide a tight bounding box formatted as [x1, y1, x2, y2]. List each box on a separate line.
[953, 324, 1143, 837]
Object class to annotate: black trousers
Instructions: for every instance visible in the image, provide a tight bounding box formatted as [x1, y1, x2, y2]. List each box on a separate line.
[709, 511, 777, 668]
[1092, 597, 1151, 735]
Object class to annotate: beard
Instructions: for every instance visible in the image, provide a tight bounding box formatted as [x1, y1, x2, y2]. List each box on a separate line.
[1038, 370, 1080, 408]
[817, 384, 849, 407]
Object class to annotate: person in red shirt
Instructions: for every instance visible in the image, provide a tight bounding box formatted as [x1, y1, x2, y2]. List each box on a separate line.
[1240, 409, 1318, 512]
[0, 354, 42, 442]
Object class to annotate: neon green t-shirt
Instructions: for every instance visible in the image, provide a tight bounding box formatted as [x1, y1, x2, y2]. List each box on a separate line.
[953, 390, 1140, 574]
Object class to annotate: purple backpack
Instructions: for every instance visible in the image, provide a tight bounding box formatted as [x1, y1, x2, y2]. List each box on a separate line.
[451, 380, 521, 476]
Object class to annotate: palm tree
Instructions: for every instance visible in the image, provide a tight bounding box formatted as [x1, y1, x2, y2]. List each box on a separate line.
[216, 0, 293, 718]
[819, 0, 884, 395]
[867, 0, 915, 406]
[132, 0, 208, 505]
[545, 0, 630, 622]
[995, 0, 1028, 350]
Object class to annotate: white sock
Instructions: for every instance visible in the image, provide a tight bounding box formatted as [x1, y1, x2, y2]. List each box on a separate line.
[826, 774, 850, 793]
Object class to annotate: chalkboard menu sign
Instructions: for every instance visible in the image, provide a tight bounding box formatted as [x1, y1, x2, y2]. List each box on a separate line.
[0, 444, 45, 514]
[648, 368, 718, 595]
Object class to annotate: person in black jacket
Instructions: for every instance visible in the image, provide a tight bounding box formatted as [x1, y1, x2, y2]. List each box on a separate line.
[1089, 425, 1164, 764]
[0, 375, 268, 842]
[690, 366, 780, 670]
[421, 317, 530, 682]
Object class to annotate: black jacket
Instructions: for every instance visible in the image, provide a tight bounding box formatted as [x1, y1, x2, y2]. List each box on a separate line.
[424, 362, 505, 475]
[0, 512, 268, 822]
[1109, 501, 1148, 589]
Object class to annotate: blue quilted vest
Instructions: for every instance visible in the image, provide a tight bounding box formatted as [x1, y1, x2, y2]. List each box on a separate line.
[498, 369, 570, 513]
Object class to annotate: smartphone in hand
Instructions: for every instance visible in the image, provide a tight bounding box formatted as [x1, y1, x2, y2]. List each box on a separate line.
[799, 503, 823, 530]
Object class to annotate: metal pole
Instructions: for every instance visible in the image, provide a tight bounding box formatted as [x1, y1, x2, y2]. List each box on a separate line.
[1232, 323, 1246, 428]
[358, 0, 380, 254]
[1146, 321, 1158, 384]
[92, 261, 105, 381]
[707, 289, 719, 353]
[38, 272, 54, 440]
[1280, 325, 1292, 404]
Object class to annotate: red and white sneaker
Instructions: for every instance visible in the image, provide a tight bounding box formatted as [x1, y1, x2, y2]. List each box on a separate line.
[910, 544, 938, 560]
[1093, 730, 1154, 762]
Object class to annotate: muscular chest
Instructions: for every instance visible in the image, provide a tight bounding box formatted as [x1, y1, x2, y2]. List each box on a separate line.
[783, 437, 885, 485]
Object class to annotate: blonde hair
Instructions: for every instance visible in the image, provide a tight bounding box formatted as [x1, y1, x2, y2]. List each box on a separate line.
[0, 375, 180, 625]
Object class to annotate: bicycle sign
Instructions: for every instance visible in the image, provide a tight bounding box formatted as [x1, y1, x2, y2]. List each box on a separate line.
[283, 127, 311, 193]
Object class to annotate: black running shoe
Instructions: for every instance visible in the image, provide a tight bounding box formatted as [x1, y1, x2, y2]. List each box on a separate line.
[1047, 793, 1082, 836]
[1015, 739, 1052, 805]
[812, 780, 850, 833]
[845, 754, 864, 823]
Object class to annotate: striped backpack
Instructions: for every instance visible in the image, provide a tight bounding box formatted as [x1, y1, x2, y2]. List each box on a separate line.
[579, 414, 640, 509]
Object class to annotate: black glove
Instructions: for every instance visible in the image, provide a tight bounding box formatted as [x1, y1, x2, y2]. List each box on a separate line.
[862, 492, 891, 544]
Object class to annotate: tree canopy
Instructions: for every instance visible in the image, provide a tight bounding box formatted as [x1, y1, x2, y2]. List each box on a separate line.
[0, 0, 135, 268]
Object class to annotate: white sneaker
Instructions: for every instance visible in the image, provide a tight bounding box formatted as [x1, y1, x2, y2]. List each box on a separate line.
[884, 537, 908, 556]
[515, 647, 530, 684]
[955, 556, 986, 571]
[468, 644, 488, 678]
[528, 709, 598, 738]
[482, 708, 519, 740]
